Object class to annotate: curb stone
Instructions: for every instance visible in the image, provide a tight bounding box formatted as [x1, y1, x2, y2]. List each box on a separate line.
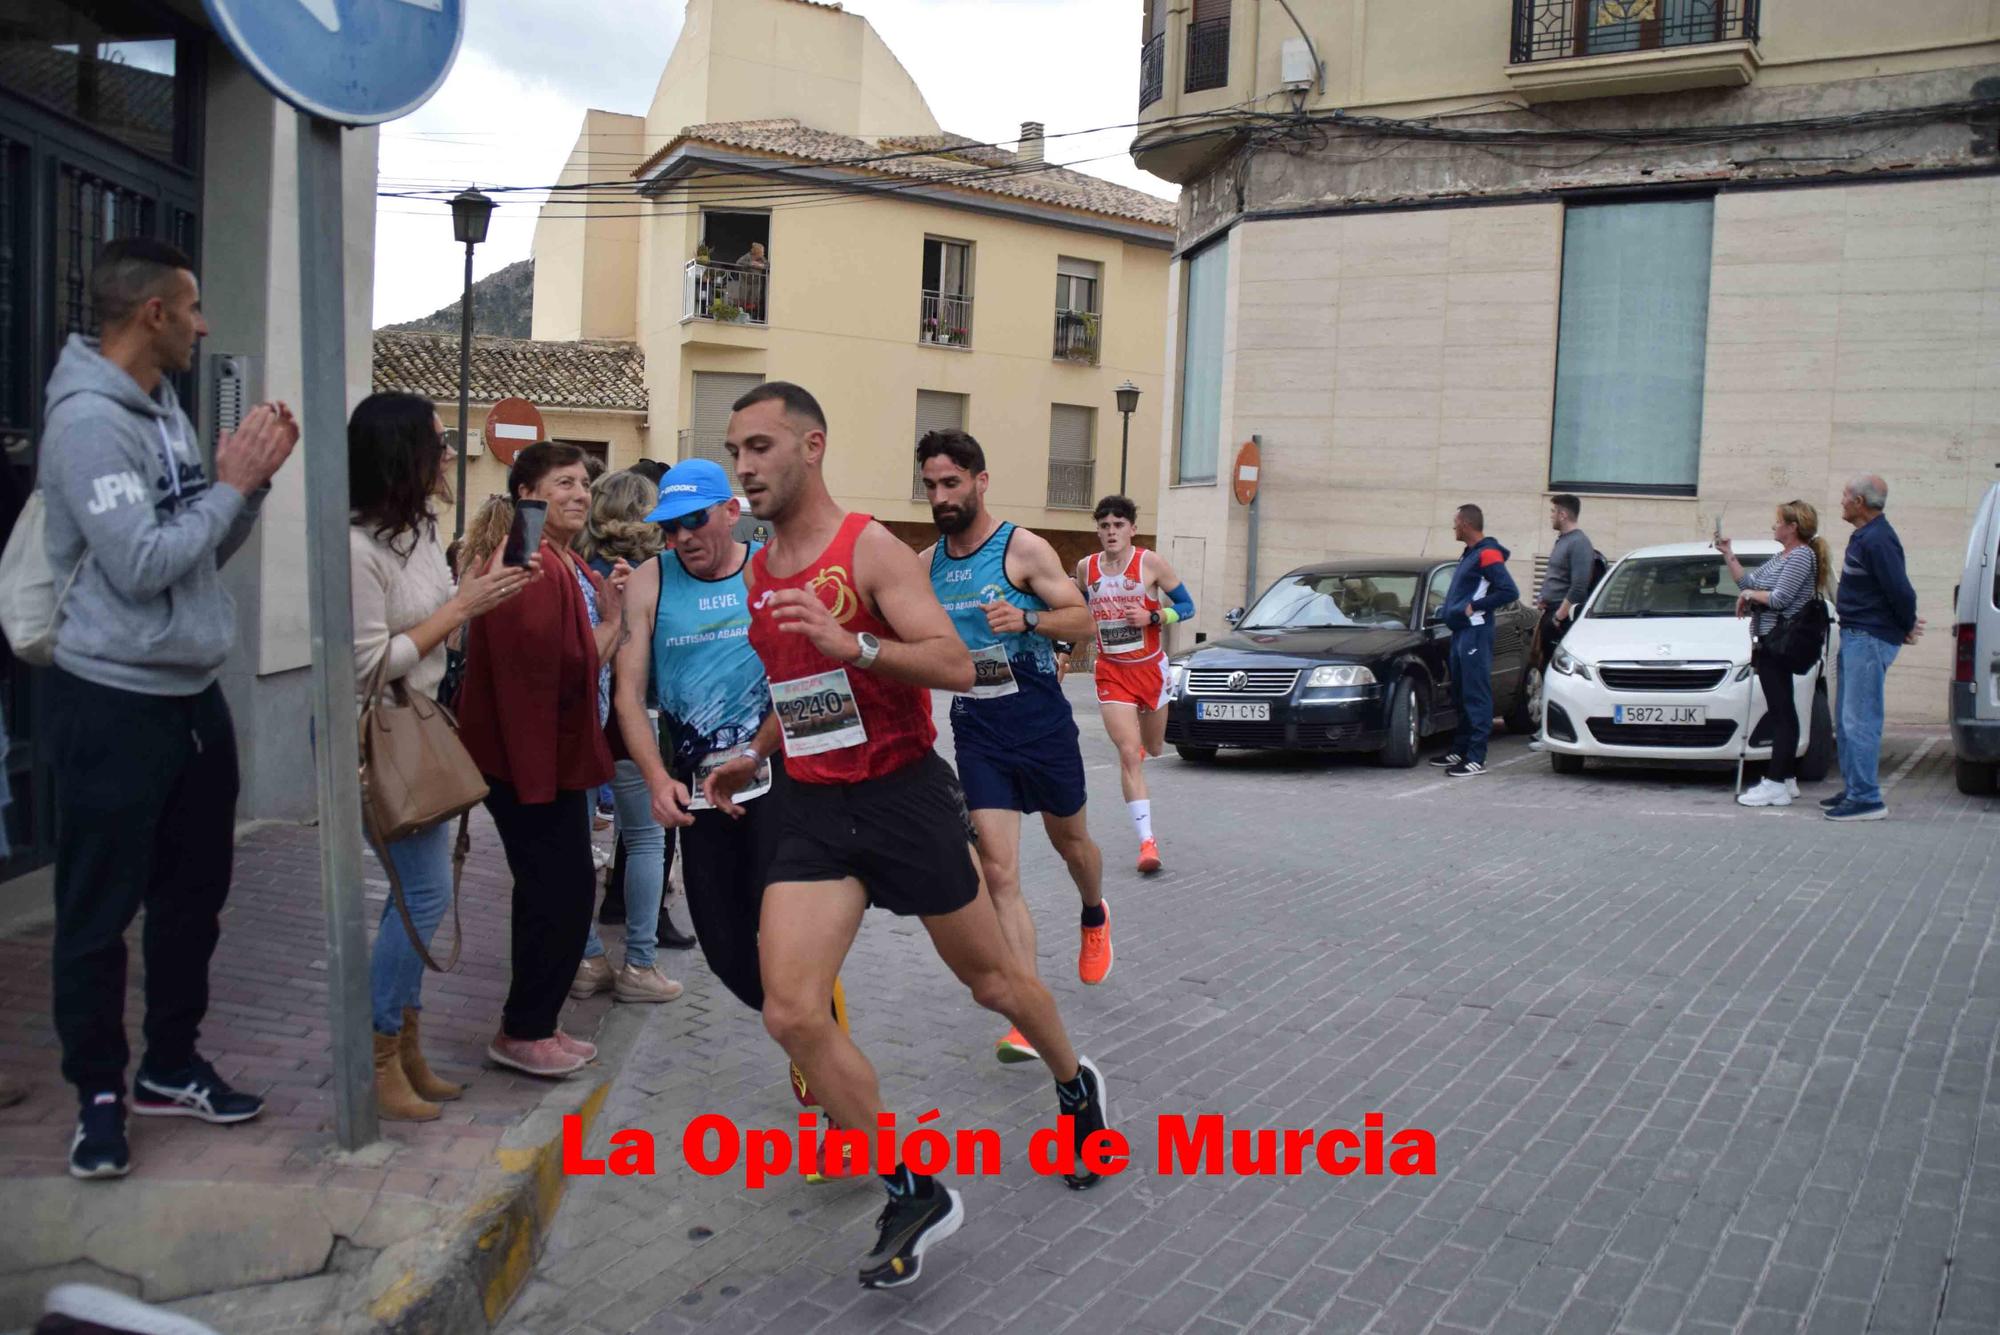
[342, 1003, 649, 1334]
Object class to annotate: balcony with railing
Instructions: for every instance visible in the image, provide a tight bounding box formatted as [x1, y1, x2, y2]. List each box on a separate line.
[1053, 309, 1100, 364]
[1139, 32, 1165, 110]
[1046, 458, 1096, 510]
[1507, 0, 1761, 101]
[1184, 16, 1230, 93]
[683, 259, 768, 325]
[919, 290, 972, 348]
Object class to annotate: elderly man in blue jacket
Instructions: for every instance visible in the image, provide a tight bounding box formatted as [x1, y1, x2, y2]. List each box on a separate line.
[1430, 503, 1520, 778]
[1823, 474, 1922, 823]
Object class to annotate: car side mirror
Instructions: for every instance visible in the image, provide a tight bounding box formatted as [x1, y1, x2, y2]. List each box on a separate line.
[1224, 606, 1245, 627]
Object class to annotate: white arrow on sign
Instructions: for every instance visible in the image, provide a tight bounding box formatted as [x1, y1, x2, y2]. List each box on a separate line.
[292, 0, 446, 35]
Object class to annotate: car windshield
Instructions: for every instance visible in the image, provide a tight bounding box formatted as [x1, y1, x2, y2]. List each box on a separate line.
[1242, 572, 1419, 630]
[1589, 553, 1769, 619]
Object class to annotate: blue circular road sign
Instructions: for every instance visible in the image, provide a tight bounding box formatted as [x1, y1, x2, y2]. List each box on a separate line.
[202, 0, 465, 126]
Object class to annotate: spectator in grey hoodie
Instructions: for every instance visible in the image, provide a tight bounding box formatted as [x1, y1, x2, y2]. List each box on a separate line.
[39, 238, 297, 1181]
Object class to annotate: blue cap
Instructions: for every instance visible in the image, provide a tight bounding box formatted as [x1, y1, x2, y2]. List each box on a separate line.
[647, 458, 735, 522]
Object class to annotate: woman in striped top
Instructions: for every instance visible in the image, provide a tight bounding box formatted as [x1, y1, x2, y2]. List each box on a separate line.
[1720, 500, 1832, 808]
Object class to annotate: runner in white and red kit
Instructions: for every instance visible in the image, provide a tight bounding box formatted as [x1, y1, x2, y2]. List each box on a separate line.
[1075, 495, 1193, 875]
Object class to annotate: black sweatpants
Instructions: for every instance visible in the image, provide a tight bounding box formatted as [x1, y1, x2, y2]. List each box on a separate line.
[483, 778, 595, 1040]
[678, 777, 783, 1013]
[49, 669, 240, 1100]
[1756, 650, 1802, 783]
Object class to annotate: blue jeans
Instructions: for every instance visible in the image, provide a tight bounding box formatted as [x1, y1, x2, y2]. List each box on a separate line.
[1450, 623, 1496, 765]
[370, 820, 454, 1035]
[584, 759, 665, 969]
[1836, 628, 1900, 807]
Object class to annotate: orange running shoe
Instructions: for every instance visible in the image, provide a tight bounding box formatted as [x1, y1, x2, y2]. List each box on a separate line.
[1079, 902, 1113, 985]
[995, 1026, 1040, 1064]
[1137, 838, 1163, 874]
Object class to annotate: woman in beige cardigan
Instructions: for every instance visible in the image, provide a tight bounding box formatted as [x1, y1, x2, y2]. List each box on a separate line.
[349, 392, 529, 1119]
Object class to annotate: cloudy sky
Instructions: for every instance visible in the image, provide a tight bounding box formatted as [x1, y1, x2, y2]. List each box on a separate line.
[372, 0, 1176, 327]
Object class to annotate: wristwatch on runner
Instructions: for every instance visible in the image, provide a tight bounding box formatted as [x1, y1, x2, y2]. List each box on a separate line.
[852, 631, 882, 670]
[1023, 610, 1040, 634]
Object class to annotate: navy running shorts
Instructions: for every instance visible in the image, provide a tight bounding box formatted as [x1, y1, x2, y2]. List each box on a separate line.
[954, 723, 1087, 818]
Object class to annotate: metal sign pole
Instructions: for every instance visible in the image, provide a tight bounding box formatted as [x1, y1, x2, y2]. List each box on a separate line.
[296, 113, 378, 1150]
[455, 239, 473, 538]
[1245, 434, 1261, 611]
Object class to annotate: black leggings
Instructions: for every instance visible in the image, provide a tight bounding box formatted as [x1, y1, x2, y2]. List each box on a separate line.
[679, 792, 780, 1012]
[483, 779, 595, 1040]
[1756, 651, 1802, 782]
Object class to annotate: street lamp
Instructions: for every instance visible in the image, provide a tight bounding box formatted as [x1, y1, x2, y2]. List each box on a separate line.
[449, 187, 495, 537]
[1114, 380, 1140, 496]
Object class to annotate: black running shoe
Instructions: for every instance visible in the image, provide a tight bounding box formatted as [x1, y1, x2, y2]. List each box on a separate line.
[1058, 1055, 1110, 1191]
[1427, 752, 1462, 768]
[1818, 790, 1847, 810]
[132, 1056, 263, 1124]
[859, 1182, 964, 1289]
[1445, 760, 1486, 778]
[70, 1092, 130, 1180]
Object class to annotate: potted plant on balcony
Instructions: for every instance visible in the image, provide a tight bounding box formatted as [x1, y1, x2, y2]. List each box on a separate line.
[696, 244, 712, 264]
[710, 296, 746, 323]
[950, 326, 969, 347]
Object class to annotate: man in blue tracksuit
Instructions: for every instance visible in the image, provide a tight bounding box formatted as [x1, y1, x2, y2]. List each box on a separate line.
[1431, 504, 1520, 778]
[1823, 474, 1921, 822]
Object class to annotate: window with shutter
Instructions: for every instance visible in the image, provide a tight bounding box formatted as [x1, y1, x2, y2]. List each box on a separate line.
[1047, 405, 1096, 509]
[912, 390, 968, 500]
[686, 372, 764, 468]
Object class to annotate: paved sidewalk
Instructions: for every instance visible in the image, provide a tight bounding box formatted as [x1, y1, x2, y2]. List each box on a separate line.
[0, 809, 662, 1331]
[502, 683, 2000, 1335]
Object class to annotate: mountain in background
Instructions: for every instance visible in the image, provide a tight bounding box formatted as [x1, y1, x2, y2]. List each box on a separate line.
[382, 258, 534, 338]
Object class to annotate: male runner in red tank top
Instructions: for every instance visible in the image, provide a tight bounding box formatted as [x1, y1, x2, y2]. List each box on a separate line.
[701, 383, 1111, 1292]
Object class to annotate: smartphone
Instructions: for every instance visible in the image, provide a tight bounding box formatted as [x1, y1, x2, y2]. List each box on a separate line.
[503, 500, 548, 568]
[1712, 512, 1724, 547]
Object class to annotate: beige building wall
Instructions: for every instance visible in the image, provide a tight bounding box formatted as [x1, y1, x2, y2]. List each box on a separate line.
[531, 109, 645, 343]
[641, 172, 1171, 539]
[1164, 178, 2000, 722]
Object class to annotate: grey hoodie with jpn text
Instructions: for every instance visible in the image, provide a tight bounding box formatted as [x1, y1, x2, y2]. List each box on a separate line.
[39, 334, 268, 696]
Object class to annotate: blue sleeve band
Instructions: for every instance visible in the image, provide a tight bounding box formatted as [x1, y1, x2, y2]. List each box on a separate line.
[1166, 583, 1195, 620]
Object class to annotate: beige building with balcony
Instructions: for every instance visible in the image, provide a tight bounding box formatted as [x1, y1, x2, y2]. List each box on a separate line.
[524, 0, 1177, 564]
[1133, 0, 2000, 720]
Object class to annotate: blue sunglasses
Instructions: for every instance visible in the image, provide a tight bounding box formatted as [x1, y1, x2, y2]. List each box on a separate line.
[659, 506, 716, 538]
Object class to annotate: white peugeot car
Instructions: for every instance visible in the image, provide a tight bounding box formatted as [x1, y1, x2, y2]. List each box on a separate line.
[1540, 540, 1833, 777]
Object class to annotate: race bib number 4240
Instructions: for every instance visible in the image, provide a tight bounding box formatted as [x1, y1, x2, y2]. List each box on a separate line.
[769, 668, 868, 757]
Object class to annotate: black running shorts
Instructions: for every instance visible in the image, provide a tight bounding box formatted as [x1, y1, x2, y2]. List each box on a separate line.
[766, 751, 981, 917]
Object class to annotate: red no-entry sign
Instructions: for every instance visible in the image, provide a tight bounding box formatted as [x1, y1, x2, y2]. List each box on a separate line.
[484, 396, 545, 465]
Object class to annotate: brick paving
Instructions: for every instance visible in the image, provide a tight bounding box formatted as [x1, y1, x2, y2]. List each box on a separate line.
[499, 682, 2000, 1335]
[0, 811, 633, 1207]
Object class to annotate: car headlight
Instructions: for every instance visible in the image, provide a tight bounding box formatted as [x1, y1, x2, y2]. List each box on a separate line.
[1306, 664, 1376, 688]
[1551, 647, 1593, 681]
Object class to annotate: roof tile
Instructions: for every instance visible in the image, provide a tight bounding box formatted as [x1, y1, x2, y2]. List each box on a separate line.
[372, 331, 646, 412]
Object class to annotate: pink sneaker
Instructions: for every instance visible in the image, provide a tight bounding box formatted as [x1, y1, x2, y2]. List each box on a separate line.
[553, 1029, 597, 1062]
[486, 1035, 585, 1078]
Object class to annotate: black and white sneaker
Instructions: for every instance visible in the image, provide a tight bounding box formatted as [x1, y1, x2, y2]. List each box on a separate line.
[1445, 760, 1486, 778]
[70, 1092, 131, 1180]
[858, 1181, 964, 1289]
[132, 1056, 264, 1124]
[1058, 1055, 1110, 1191]
[1427, 752, 1463, 768]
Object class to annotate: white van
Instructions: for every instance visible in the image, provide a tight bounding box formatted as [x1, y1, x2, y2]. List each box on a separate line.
[1951, 481, 2000, 794]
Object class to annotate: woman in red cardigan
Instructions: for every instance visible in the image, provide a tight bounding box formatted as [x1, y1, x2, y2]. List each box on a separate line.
[457, 441, 626, 1077]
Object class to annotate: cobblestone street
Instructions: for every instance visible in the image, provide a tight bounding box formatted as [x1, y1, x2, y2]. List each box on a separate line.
[500, 682, 2000, 1335]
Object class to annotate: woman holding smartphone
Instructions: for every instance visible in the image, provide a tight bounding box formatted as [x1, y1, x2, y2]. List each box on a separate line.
[457, 441, 640, 1077]
[348, 392, 531, 1119]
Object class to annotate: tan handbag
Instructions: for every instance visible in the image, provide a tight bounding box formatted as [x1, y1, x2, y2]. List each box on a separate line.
[358, 655, 489, 972]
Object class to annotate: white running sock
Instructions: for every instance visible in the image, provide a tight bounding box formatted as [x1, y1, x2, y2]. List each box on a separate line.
[1128, 800, 1153, 844]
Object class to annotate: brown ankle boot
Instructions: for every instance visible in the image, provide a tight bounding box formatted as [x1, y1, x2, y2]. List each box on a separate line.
[398, 1008, 463, 1102]
[374, 1031, 441, 1121]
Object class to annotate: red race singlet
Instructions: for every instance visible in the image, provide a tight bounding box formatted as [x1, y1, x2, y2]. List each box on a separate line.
[747, 512, 937, 785]
[1086, 547, 1162, 664]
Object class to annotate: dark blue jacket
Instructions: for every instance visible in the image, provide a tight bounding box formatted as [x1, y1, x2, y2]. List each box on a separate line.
[1835, 514, 1917, 642]
[1443, 537, 1519, 632]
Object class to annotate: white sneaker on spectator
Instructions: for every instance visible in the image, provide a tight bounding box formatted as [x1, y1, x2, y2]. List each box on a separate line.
[1737, 778, 1792, 808]
[1785, 778, 1800, 798]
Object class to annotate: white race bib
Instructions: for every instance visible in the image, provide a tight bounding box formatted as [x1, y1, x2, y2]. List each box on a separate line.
[957, 643, 1020, 700]
[1097, 618, 1144, 655]
[769, 668, 868, 757]
[687, 749, 772, 812]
